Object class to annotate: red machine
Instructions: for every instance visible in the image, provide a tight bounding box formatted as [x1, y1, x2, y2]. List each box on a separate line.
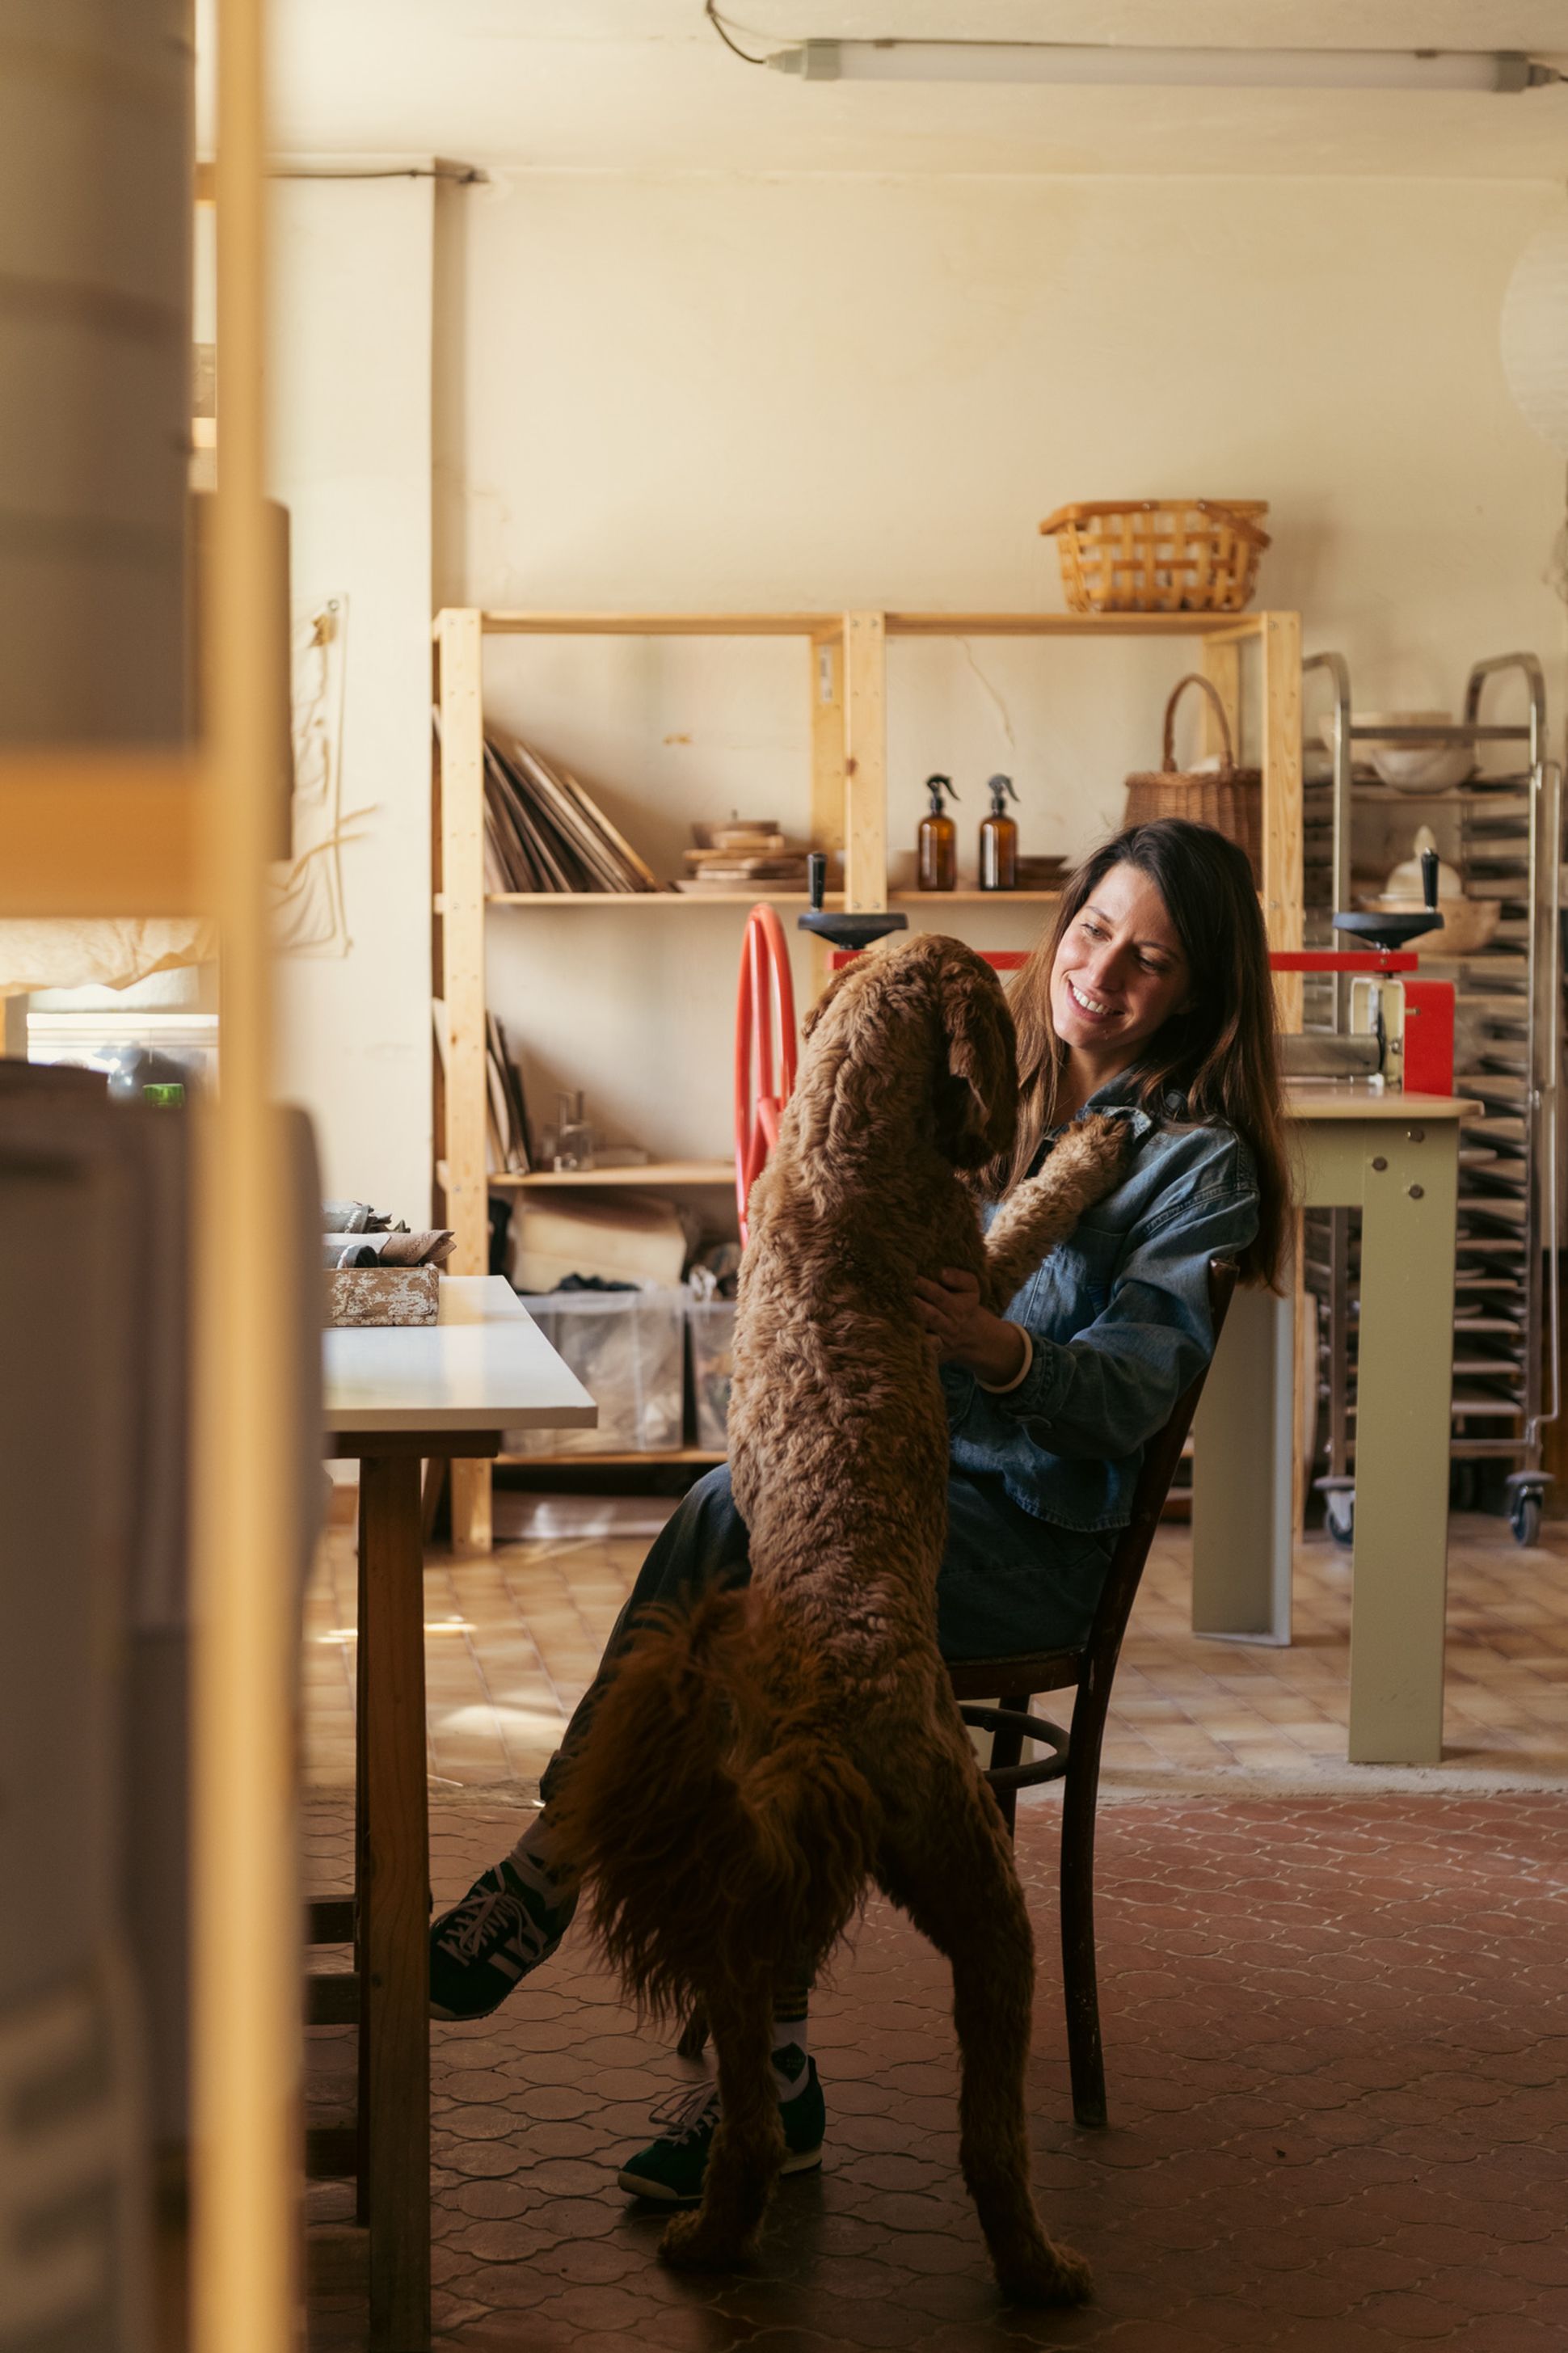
[735, 893, 1457, 1238]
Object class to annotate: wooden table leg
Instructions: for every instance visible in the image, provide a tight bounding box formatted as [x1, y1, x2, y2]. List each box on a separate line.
[1346, 1124, 1457, 1766]
[1191, 1279, 1296, 1643]
[357, 1453, 431, 2351]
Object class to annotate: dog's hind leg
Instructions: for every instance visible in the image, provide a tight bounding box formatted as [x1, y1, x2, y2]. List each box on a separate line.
[878, 1753, 1092, 2309]
[659, 1972, 782, 2273]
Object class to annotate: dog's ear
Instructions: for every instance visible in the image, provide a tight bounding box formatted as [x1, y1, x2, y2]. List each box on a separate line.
[935, 960, 1019, 1169]
[801, 959, 859, 1041]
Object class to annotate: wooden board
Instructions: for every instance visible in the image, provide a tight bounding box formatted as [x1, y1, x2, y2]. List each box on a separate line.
[1261, 609, 1304, 1034]
[843, 612, 888, 914]
[436, 610, 488, 1284]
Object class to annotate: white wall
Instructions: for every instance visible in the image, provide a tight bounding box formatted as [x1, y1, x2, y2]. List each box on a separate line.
[432, 170, 1566, 1183]
[270, 175, 434, 1221]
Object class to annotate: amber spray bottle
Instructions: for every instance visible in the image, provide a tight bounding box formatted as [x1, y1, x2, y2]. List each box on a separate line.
[979, 774, 1020, 892]
[917, 773, 959, 891]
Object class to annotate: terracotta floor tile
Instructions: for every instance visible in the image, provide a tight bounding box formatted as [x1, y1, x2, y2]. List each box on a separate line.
[304, 1504, 1568, 2351]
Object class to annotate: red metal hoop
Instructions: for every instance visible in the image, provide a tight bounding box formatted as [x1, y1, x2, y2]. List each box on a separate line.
[735, 903, 799, 1245]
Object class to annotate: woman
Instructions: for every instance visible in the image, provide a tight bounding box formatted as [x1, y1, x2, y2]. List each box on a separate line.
[427, 816, 1289, 2199]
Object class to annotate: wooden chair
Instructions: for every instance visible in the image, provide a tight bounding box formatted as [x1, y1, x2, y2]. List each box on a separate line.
[946, 1259, 1238, 2131]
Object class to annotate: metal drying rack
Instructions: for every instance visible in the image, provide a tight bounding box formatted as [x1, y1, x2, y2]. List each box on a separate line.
[1300, 652, 1562, 1547]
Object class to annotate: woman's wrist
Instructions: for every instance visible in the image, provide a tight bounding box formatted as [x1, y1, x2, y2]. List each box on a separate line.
[968, 1316, 1031, 1391]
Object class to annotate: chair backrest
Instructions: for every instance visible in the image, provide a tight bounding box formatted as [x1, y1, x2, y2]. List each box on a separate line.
[1074, 1257, 1238, 1707]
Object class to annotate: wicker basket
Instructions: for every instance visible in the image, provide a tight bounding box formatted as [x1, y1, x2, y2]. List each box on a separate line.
[1040, 499, 1270, 615]
[1123, 675, 1262, 882]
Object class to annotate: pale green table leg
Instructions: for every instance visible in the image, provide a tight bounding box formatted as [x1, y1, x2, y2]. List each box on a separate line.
[1191, 1282, 1294, 1642]
[1338, 1122, 1458, 1765]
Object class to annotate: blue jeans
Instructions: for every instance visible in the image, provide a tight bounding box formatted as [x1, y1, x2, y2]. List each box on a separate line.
[537, 1465, 1114, 1803]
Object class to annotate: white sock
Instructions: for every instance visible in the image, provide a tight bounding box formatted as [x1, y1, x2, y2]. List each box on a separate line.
[770, 2008, 810, 2102]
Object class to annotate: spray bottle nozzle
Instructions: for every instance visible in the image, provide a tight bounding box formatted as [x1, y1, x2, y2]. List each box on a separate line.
[925, 772, 955, 810]
[987, 774, 1020, 810]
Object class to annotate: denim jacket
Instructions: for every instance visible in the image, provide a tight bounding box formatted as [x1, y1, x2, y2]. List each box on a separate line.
[942, 1074, 1260, 1533]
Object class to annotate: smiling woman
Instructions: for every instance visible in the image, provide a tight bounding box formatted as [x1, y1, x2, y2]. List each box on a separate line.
[984, 817, 1292, 1293]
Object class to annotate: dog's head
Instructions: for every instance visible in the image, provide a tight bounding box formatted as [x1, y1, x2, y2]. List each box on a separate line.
[799, 934, 1018, 1170]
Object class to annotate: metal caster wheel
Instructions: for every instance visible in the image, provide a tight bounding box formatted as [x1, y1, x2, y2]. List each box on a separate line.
[1511, 1492, 1542, 1548]
[1317, 1478, 1355, 1550]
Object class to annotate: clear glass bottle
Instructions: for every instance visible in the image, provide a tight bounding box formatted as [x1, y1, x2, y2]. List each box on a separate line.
[553, 1089, 596, 1172]
[917, 774, 959, 891]
[979, 774, 1020, 892]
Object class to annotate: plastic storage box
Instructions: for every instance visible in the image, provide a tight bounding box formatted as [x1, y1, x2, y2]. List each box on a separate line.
[688, 1294, 738, 1453]
[508, 1286, 685, 1457]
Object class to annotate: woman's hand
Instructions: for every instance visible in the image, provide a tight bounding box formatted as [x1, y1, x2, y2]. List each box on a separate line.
[914, 1269, 1029, 1386]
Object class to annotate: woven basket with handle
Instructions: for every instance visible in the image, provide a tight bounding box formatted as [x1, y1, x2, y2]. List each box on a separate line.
[1123, 675, 1262, 883]
[1040, 498, 1269, 614]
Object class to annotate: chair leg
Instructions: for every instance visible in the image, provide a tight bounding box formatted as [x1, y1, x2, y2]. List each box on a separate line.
[986, 1692, 1030, 1842]
[1059, 1723, 1108, 2129]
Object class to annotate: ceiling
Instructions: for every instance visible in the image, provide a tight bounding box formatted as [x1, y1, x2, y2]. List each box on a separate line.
[199, 2, 1568, 177]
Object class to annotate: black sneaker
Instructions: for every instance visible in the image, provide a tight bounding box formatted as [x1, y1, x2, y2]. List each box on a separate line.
[617, 2060, 826, 2203]
[428, 1858, 569, 2022]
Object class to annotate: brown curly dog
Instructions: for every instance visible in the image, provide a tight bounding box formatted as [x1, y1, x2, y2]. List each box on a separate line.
[554, 933, 1127, 2303]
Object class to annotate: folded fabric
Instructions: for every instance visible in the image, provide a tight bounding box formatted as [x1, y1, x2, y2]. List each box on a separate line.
[376, 1229, 457, 1267]
[321, 1227, 456, 1270]
[322, 1199, 391, 1233]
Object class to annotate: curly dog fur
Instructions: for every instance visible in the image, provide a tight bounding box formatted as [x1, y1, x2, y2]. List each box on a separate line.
[554, 934, 1127, 2303]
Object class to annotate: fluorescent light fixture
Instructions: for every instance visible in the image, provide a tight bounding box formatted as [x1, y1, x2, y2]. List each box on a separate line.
[765, 43, 1558, 93]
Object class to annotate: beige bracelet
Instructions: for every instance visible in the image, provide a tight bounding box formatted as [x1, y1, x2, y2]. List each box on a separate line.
[976, 1324, 1034, 1396]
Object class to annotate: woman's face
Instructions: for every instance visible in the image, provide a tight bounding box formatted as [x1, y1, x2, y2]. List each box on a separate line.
[1050, 861, 1191, 1070]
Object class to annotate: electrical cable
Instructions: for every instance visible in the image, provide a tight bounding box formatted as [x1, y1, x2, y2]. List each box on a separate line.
[704, 1, 769, 67]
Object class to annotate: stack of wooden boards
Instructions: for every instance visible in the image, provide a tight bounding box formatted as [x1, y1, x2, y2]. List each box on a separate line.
[479, 732, 660, 895]
[432, 1000, 533, 1174]
[677, 819, 808, 892]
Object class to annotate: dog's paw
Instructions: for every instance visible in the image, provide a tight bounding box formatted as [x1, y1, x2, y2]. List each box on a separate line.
[993, 2237, 1094, 2309]
[658, 2208, 757, 2275]
[1051, 1111, 1130, 1204]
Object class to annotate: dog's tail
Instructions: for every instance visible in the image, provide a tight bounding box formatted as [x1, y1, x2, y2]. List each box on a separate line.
[552, 1586, 878, 2018]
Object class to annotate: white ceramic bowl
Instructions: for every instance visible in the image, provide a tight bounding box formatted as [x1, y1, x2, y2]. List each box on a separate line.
[1317, 711, 1475, 791]
[1369, 744, 1477, 792]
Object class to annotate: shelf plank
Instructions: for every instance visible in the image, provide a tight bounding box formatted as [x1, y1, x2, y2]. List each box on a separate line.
[891, 890, 1060, 905]
[507, 1161, 732, 1190]
[0, 748, 203, 917]
[483, 891, 841, 908]
[883, 610, 1267, 639]
[498, 1447, 726, 1467]
[437, 1159, 734, 1191]
[476, 611, 837, 638]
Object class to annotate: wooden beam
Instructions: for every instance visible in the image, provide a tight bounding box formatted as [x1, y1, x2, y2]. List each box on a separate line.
[842, 613, 887, 915]
[1260, 609, 1304, 1034]
[478, 611, 836, 637]
[191, 0, 299, 2344]
[0, 750, 204, 915]
[436, 610, 487, 1283]
[883, 610, 1263, 639]
[436, 608, 493, 1554]
[807, 630, 845, 995]
[1199, 639, 1241, 763]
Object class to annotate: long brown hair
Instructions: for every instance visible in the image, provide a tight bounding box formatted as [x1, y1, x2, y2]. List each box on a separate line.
[985, 818, 1290, 1288]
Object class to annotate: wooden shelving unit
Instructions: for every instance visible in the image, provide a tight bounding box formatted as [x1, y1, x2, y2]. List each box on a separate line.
[434, 603, 1302, 1544]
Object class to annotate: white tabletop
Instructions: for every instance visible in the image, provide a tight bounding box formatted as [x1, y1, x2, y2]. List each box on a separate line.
[323, 1276, 597, 1435]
